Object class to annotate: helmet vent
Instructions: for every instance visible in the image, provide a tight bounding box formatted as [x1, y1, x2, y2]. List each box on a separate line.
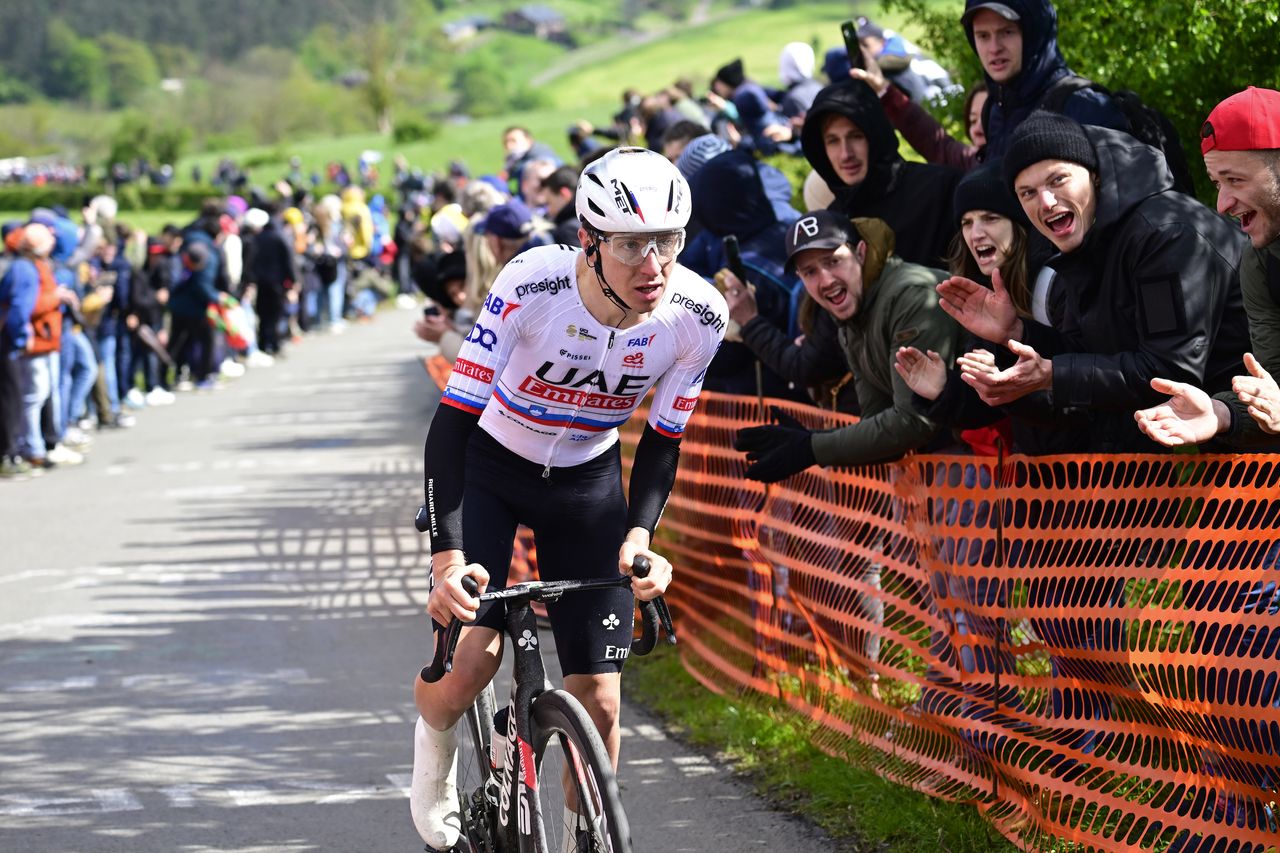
[587, 172, 606, 189]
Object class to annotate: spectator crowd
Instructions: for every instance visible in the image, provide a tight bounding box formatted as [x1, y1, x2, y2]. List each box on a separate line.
[2, 0, 1278, 843]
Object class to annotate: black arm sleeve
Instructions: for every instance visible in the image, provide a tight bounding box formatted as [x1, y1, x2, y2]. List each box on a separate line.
[739, 312, 847, 387]
[423, 403, 481, 554]
[627, 424, 682, 536]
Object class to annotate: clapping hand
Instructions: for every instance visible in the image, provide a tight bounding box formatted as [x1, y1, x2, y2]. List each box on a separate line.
[936, 269, 1021, 345]
[894, 346, 947, 400]
[1233, 352, 1280, 434]
[958, 341, 1050, 406]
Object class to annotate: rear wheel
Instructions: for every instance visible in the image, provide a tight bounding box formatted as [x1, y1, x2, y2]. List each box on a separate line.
[531, 689, 632, 853]
[457, 684, 497, 853]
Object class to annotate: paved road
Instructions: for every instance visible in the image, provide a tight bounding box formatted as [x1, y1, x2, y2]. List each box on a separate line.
[0, 307, 834, 852]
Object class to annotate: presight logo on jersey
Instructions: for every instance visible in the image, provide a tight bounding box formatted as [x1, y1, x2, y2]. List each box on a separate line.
[622, 352, 644, 368]
[484, 292, 521, 320]
[669, 291, 726, 333]
[515, 275, 571, 299]
[626, 334, 657, 347]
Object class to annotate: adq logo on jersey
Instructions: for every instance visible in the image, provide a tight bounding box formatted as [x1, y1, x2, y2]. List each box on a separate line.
[622, 352, 644, 368]
[483, 292, 520, 320]
[465, 323, 498, 351]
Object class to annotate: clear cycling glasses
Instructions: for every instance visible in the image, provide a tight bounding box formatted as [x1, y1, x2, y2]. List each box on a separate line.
[600, 230, 686, 266]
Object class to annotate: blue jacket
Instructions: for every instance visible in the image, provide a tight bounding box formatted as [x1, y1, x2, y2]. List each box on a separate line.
[171, 228, 221, 318]
[962, 0, 1128, 158]
[2, 257, 40, 355]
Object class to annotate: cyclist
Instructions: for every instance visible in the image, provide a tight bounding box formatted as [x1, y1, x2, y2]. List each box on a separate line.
[411, 147, 727, 851]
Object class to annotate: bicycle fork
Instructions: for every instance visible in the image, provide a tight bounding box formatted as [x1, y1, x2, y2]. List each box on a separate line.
[494, 602, 552, 851]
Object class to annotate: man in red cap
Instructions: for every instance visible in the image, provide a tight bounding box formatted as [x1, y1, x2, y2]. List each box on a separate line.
[1136, 87, 1280, 448]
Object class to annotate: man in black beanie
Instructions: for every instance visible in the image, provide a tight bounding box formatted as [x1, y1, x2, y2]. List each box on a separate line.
[935, 110, 1250, 452]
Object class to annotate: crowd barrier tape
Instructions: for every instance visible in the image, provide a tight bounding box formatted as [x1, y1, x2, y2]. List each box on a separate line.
[426, 358, 1279, 851]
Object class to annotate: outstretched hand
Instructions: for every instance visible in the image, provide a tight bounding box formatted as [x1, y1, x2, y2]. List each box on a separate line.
[1234, 352, 1280, 434]
[936, 269, 1021, 345]
[894, 346, 947, 400]
[734, 406, 816, 483]
[1134, 377, 1222, 447]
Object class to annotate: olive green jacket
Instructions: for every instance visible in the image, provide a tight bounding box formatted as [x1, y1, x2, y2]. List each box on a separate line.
[810, 257, 960, 466]
[1216, 240, 1280, 447]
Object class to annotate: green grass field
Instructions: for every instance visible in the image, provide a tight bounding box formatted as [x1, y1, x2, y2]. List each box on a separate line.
[170, 0, 956, 188]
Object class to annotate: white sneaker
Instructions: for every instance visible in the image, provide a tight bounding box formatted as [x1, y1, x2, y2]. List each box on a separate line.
[145, 387, 176, 406]
[124, 388, 146, 409]
[46, 444, 84, 466]
[63, 427, 94, 449]
[410, 717, 460, 851]
[247, 350, 275, 368]
[220, 360, 246, 378]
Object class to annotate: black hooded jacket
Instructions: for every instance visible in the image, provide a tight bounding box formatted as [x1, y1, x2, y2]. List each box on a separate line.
[800, 80, 961, 270]
[963, 0, 1128, 159]
[1017, 126, 1250, 452]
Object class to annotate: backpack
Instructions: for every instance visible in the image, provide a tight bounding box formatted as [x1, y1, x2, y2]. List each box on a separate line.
[1041, 75, 1197, 196]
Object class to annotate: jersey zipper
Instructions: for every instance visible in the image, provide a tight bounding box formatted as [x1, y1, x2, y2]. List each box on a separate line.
[542, 329, 617, 479]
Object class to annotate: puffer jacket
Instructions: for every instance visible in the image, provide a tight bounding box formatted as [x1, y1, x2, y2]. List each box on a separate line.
[1018, 125, 1250, 452]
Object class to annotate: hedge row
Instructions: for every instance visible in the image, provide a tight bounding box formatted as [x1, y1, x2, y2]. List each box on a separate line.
[0, 184, 224, 213]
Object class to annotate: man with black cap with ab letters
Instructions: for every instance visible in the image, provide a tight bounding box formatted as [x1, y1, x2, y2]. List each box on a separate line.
[732, 211, 959, 482]
[937, 109, 1249, 453]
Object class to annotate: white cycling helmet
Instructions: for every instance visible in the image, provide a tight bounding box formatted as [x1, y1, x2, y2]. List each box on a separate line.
[576, 146, 691, 234]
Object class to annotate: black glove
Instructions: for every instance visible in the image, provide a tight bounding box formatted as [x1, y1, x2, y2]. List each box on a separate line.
[733, 408, 817, 483]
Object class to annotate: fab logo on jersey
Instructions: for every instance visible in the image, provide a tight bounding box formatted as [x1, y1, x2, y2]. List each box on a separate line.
[626, 333, 657, 347]
[483, 292, 520, 320]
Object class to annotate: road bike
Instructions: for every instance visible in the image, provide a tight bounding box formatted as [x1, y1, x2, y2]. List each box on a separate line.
[422, 557, 676, 853]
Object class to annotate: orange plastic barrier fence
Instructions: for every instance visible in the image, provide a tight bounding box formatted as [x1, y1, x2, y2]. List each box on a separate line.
[622, 392, 1279, 853]
[426, 354, 1279, 851]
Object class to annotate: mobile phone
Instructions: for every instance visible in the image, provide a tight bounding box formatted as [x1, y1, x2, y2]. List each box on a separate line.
[723, 235, 748, 288]
[422, 304, 442, 318]
[841, 20, 866, 71]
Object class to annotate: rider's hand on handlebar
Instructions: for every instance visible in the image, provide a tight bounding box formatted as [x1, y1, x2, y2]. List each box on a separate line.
[618, 535, 672, 602]
[427, 556, 489, 625]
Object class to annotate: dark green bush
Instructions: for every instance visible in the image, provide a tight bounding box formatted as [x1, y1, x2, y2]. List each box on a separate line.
[392, 116, 442, 145]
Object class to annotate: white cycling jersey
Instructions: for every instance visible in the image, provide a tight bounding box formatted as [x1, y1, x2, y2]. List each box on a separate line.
[441, 244, 727, 470]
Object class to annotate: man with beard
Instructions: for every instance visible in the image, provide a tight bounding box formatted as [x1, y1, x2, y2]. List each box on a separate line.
[1135, 87, 1280, 449]
[732, 211, 959, 482]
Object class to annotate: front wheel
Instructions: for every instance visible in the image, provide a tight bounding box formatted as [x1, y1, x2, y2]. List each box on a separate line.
[458, 683, 497, 853]
[531, 689, 632, 853]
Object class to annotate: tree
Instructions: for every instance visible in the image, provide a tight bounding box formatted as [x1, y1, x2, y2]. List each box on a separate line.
[885, 0, 1280, 201]
[99, 32, 161, 107]
[43, 19, 107, 105]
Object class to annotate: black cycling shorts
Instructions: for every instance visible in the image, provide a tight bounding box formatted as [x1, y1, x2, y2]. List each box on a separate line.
[458, 428, 636, 676]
